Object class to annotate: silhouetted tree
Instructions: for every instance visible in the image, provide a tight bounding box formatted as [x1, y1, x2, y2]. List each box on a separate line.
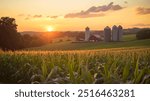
[22, 34, 51, 48]
[0, 17, 23, 50]
[136, 29, 150, 40]
[22, 34, 32, 48]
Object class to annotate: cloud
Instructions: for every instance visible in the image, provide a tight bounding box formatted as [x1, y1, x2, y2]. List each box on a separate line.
[133, 23, 150, 27]
[51, 16, 58, 19]
[23, 14, 43, 20]
[24, 15, 32, 20]
[18, 14, 25, 17]
[65, 2, 124, 18]
[33, 15, 42, 18]
[47, 16, 59, 19]
[137, 7, 150, 15]
[124, 1, 128, 4]
[65, 13, 105, 18]
[25, 17, 30, 20]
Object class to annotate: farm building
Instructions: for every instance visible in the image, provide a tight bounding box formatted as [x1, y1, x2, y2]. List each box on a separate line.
[112, 25, 118, 41]
[89, 34, 102, 42]
[85, 27, 91, 41]
[118, 25, 123, 41]
[104, 26, 111, 42]
[112, 25, 123, 41]
[76, 25, 123, 42]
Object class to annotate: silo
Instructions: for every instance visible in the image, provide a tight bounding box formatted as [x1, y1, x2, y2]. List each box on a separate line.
[118, 25, 123, 41]
[85, 27, 91, 41]
[112, 25, 118, 41]
[104, 26, 111, 42]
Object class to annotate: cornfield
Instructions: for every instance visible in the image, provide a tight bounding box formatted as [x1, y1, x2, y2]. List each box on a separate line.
[0, 48, 150, 84]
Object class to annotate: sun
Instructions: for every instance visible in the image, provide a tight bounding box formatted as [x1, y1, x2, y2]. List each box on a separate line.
[47, 26, 54, 32]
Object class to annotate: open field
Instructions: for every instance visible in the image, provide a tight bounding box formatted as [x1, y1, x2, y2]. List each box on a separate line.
[0, 48, 150, 84]
[0, 0, 150, 85]
[0, 34, 150, 84]
[28, 34, 150, 51]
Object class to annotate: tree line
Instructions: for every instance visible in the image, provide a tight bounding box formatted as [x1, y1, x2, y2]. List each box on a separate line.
[0, 17, 51, 51]
[136, 29, 150, 40]
[0, 17, 149, 51]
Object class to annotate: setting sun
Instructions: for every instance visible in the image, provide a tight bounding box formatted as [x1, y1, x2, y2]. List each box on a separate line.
[47, 26, 54, 32]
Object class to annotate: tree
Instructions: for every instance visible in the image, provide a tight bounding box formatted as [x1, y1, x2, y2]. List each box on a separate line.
[0, 17, 23, 50]
[136, 29, 150, 40]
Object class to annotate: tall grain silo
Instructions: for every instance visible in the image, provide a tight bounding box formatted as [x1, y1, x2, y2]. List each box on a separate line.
[118, 25, 123, 41]
[85, 27, 91, 41]
[104, 26, 111, 42]
[112, 25, 118, 41]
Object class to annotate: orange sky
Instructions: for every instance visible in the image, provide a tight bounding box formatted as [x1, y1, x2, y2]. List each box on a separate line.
[0, 0, 150, 31]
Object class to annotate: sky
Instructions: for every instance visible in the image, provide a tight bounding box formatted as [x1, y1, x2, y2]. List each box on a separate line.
[0, 0, 150, 32]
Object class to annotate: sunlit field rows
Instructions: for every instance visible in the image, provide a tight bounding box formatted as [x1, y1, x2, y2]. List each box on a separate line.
[0, 48, 150, 84]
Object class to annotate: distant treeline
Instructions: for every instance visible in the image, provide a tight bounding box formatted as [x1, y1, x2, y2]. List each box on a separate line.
[21, 28, 150, 37]
[0, 17, 150, 51]
[136, 29, 150, 40]
[0, 17, 52, 51]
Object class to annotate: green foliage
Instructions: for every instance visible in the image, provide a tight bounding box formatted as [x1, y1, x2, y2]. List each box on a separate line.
[28, 37, 150, 51]
[0, 17, 23, 50]
[0, 48, 150, 84]
[122, 62, 130, 82]
[136, 29, 150, 40]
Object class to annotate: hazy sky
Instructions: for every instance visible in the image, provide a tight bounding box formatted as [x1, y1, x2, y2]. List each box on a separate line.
[0, 0, 150, 31]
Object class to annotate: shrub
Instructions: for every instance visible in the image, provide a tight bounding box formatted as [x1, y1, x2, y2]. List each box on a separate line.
[136, 29, 150, 40]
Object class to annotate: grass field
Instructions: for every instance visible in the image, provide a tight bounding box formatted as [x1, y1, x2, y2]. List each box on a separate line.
[0, 34, 150, 84]
[28, 34, 150, 51]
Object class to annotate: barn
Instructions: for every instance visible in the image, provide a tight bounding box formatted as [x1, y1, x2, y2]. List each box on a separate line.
[89, 34, 102, 42]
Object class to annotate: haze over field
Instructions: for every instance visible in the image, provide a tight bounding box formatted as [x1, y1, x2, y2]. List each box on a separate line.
[0, 0, 150, 32]
[0, 0, 150, 84]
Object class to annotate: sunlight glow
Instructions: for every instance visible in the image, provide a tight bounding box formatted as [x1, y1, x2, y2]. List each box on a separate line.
[47, 26, 54, 32]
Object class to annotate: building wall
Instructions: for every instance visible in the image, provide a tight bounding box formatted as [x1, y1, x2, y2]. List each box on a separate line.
[104, 26, 111, 42]
[118, 25, 123, 41]
[85, 30, 91, 41]
[85, 27, 91, 41]
[112, 25, 118, 41]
